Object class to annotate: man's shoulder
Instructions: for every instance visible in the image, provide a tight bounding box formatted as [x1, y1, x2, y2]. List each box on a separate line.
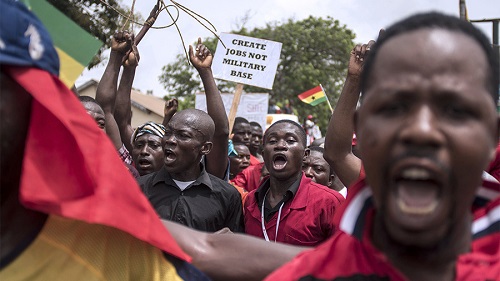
[456, 251, 500, 280]
[208, 174, 240, 195]
[1, 215, 198, 281]
[306, 181, 345, 203]
[137, 171, 160, 188]
[264, 231, 377, 281]
[243, 189, 258, 207]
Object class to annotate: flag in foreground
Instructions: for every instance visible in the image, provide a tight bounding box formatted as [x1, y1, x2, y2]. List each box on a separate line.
[298, 85, 327, 106]
[23, 0, 102, 88]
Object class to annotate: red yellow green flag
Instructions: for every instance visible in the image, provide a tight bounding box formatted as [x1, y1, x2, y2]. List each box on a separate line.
[297, 85, 327, 106]
[22, 0, 102, 88]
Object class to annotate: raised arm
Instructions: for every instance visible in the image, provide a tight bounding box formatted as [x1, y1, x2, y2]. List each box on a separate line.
[162, 98, 178, 127]
[189, 38, 229, 179]
[324, 39, 374, 187]
[95, 31, 133, 149]
[114, 40, 140, 153]
[163, 220, 307, 281]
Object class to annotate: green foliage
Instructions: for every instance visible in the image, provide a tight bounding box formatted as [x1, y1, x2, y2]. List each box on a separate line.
[158, 54, 203, 98]
[159, 16, 356, 133]
[48, 0, 142, 68]
[163, 94, 194, 111]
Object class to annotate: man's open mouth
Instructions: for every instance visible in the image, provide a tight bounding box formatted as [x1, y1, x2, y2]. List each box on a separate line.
[272, 154, 288, 170]
[138, 158, 152, 169]
[393, 166, 443, 216]
[164, 149, 176, 162]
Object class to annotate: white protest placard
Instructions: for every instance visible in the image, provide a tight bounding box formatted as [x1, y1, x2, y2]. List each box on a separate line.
[195, 93, 269, 130]
[212, 33, 282, 89]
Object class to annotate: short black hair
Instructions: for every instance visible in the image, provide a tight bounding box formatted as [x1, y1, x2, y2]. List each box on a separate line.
[249, 121, 262, 129]
[232, 117, 250, 134]
[264, 120, 307, 147]
[308, 145, 325, 154]
[232, 142, 249, 149]
[234, 117, 250, 125]
[361, 12, 499, 102]
[78, 95, 99, 104]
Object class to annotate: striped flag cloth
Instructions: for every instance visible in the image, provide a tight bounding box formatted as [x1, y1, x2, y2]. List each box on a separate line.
[23, 0, 102, 88]
[298, 85, 327, 106]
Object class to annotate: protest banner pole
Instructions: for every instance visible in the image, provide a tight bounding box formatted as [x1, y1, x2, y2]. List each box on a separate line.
[228, 83, 244, 133]
[320, 84, 334, 113]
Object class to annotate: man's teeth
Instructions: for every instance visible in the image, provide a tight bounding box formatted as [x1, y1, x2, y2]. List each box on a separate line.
[397, 199, 438, 215]
[401, 168, 431, 180]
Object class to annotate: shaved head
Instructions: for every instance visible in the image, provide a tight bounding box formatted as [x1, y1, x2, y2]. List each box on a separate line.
[171, 109, 215, 142]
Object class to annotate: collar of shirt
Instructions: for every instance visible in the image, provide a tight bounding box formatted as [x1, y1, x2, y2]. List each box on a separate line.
[256, 175, 301, 221]
[152, 163, 214, 191]
[337, 177, 500, 241]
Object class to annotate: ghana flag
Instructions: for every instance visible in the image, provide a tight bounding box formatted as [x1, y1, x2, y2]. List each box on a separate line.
[22, 0, 102, 88]
[298, 85, 327, 106]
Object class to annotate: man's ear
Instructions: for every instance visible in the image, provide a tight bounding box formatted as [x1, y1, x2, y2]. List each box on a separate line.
[327, 174, 335, 188]
[302, 149, 310, 163]
[304, 148, 311, 158]
[201, 141, 213, 155]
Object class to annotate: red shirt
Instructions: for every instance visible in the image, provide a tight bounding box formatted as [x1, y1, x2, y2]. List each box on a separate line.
[265, 178, 500, 281]
[231, 162, 267, 192]
[244, 174, 345, 246]
[249, 154, 261, 166]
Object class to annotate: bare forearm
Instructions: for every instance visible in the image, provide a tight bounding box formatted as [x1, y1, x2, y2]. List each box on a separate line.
[324, 75, 362, 185]
[95, 52, 122, 113]
[162, 113, 174, 127]
[162, 220, 306, 281]
[200, 68, 229, 178]
[200, 69, 229, 137]
[115, 66, 136, 151]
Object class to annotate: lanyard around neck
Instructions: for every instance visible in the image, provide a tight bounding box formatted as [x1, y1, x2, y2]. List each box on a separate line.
[261, 188, 285, 242]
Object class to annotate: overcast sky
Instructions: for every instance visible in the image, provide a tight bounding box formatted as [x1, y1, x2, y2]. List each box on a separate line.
[76, 0, 499, 97]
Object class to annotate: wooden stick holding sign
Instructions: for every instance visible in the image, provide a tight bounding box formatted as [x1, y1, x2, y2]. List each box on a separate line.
[228, 83, 244, 133]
